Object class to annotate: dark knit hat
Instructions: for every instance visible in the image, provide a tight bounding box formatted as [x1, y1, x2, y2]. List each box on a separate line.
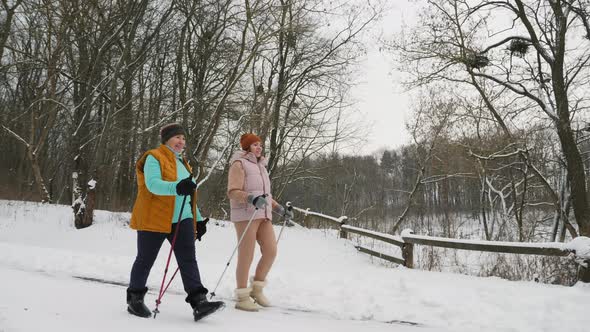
[240, 133, 262, 150]
[160, 123, 186, 144]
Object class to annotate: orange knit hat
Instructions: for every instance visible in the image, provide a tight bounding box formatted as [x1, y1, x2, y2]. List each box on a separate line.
[240, 133, 262, 150]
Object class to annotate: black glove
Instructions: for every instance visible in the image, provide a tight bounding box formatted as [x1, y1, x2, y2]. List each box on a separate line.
[247, 194, 268, 209]
[196, 218, 209, 241]
[273, 204, 294, 220]
[176, 176, 196, 196]
[284, 207, 294, 220]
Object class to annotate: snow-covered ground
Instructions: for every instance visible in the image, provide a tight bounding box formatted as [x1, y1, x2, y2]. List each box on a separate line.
[1, 199, 589, 332]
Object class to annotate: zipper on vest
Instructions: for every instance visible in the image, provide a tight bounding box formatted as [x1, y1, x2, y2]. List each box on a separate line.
[259, 164, 268, 219]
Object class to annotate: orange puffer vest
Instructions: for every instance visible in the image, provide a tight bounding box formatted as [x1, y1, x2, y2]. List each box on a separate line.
[130, 145, 197, 234]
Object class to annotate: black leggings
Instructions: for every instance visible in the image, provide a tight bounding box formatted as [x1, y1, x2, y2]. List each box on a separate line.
[129, 218, 206, 295]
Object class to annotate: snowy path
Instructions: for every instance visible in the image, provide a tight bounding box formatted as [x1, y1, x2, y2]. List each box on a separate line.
[1, 200, 590, 332]
[1, 266, 431, 332]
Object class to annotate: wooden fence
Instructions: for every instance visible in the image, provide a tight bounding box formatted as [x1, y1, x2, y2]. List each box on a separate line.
[290, 205, 578, 272]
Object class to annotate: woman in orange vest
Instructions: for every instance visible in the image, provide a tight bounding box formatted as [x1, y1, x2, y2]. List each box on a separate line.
[227, 133, 293, 311]
[127, 123, 223, 321]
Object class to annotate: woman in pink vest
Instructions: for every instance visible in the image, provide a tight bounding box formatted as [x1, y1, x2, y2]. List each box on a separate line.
[227, 133, 293, 311]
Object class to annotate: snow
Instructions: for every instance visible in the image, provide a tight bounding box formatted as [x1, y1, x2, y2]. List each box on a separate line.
[1, 199, 590, 332]
[566, 236, 590, 259]
[71, 197, 84, 211]
[565, 236, 590, 266]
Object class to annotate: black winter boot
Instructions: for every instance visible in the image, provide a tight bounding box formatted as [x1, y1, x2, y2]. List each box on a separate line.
[126, 287, 152, 318]
[186, 290, 225, 321]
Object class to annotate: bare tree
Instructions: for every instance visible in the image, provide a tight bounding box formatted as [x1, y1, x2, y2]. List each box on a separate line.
[0, 0, 380, 234]
[393, 0, 590, 237]
[0, 0, 24, 67]
[2, 0, 69, 202]
[390, 92, 453, 234]
[389, 0, 590, 281]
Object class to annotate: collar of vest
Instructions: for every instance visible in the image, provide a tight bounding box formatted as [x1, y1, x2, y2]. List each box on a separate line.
[230, 150, 267, 166]
[162, 144, 183, 160]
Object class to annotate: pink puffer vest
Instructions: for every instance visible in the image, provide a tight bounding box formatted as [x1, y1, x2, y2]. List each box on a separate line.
[229, 151, 273, 222]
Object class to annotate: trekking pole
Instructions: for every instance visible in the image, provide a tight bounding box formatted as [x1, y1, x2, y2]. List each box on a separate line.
[151, 115, 249, 315]
[159, 153, 208, 297]
[164, 130, 241, 294]
[209, 196, 267, 299]
[157, 120, 247, 304]
[153, 194, 188, 318]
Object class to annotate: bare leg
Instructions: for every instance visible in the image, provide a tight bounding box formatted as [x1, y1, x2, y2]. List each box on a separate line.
[234, 219, 262, 288]
[254, 220, 277, 282]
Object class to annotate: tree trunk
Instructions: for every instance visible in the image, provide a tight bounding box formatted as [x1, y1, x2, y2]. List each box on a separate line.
[27, 148, 51, 203]
[72, 172, 95, 229]
[553, 80, 590, 236]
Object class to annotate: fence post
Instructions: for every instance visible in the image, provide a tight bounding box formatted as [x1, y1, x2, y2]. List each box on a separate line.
[579, 261, 590, 283]
[339, 217, 348, 239]
[401, 229, 414, 268]
[402, 242, 414, 268]
[303, 208, 311, 228]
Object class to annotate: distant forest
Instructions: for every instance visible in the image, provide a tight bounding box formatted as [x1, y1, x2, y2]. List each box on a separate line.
[2, 0, 590, 247]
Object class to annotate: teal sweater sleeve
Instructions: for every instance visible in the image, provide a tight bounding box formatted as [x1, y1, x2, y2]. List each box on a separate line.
[144, 155, 178, 196]
[144, 153, 202, 223]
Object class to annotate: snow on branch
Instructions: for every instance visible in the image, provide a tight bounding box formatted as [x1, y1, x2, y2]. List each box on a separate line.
[139, 98, 195, 134]
[565, 236, 590, 266]
[1, 125, 30, 147]
[421, 172, 477, 184]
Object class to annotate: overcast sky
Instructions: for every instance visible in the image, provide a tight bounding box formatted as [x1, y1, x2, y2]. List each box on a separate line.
[346, 1, 418, 155]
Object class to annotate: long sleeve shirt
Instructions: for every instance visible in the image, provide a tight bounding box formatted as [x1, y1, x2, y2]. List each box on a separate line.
[144, 153, 202, 223]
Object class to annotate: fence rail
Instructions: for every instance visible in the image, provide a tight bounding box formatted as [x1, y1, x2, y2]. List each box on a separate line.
[342, 225, 405, 247]
[355, 245, 406, 265]
[293, 205, 577, 272]
[401, 230, 570, 257]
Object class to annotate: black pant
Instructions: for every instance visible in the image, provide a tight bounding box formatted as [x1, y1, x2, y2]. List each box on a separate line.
[129, 218, 207, 295]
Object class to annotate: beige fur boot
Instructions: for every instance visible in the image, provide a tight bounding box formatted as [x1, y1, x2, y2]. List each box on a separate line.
[235, 287, 259, 312]
[250, 278, 271, 307]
